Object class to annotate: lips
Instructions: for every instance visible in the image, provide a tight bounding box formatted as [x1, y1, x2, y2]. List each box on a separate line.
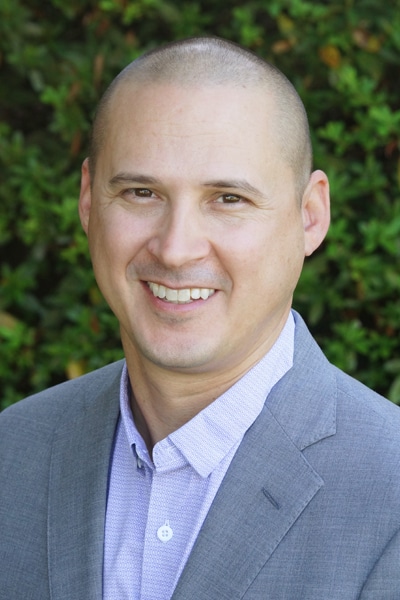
[147, 281, 215, 304]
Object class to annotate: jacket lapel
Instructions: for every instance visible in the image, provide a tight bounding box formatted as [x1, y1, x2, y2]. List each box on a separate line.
[47, 362, 123, 600]
[172, 313, 337, 599]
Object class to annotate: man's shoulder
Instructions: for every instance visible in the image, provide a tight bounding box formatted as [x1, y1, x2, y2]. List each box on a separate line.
[333, 364, 400, 445]
[293, 312, 400, 421]
[0, 359, 125, 430]
[331, 357, 398, 413]
[282, 312, 400, 459]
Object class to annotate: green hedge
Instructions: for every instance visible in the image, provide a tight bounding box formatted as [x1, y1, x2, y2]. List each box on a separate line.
[1, 0, 400, 409]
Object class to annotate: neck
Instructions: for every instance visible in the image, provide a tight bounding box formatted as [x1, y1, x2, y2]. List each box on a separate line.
[125, 353, 243, 451]
[121, 312, 289, 451]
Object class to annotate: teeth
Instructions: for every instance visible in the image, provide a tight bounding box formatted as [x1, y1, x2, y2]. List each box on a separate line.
[165, 288, 178, 302]
[147, 282, 215, 304]
[177, 289, 191, 302]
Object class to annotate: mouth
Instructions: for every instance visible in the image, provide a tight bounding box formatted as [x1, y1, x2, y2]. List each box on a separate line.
[147, 281, 216, 304]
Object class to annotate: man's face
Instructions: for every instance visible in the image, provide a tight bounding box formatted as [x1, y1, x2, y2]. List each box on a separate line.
[80, 82, 326, 378]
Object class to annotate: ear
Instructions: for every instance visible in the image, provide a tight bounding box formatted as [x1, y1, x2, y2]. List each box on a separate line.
[301, 169, 330, 257]
[78, 158, 92, 235]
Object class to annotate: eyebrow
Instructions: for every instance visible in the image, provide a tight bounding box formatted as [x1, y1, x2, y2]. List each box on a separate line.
[108, 173, 266, 199]
[108, 173, 161, 187]
[203, 179, 266, 199]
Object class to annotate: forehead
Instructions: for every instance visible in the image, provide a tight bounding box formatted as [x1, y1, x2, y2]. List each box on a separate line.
[109, 80, 275, 135]
[98, 81, 286, 184]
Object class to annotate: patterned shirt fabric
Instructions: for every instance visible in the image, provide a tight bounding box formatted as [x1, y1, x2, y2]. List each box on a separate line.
[103, 312, 295, 600]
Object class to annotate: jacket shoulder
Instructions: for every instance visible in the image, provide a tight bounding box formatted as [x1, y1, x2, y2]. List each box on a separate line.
[333, 364, 400, 436]
[0, 359, 124, 429]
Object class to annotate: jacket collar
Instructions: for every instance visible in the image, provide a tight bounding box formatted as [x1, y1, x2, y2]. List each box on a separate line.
[172, 312, 336, 599]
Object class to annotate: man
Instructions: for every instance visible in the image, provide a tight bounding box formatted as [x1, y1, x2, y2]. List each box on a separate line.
[1, 37, 400, 600]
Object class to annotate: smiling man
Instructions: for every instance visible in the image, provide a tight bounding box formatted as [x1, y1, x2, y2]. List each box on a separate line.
[1, 37, 400, 600]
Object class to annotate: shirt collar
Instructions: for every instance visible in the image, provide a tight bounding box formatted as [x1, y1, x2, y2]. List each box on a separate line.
[119, 312, 294, 478]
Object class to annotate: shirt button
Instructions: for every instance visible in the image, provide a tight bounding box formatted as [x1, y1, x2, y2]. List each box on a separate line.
[157, 521, 173, 542]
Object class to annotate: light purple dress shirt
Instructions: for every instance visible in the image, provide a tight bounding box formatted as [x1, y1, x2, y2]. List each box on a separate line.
[103, 313, 294, 600]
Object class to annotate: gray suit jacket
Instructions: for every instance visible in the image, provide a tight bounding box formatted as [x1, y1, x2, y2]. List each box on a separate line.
[1, 313, 400, 599]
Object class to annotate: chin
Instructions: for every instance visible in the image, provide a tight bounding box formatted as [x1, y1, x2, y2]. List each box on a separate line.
[140, 342, 218, 372]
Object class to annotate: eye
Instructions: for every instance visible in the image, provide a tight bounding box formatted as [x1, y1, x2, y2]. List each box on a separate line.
[216, 193, 243, 204]
[120, 187, 155, 201]
[131, 188, 154, 197]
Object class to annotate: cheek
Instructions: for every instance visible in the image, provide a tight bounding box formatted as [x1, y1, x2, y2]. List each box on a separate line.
[88, 208, 144, 269]
[219, 218, 304, 293]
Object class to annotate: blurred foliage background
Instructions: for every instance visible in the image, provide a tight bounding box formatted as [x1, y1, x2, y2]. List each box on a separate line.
[1, 0, 400, 409]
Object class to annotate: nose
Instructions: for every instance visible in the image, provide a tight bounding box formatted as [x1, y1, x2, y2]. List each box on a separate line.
[147, 201, 210, 268]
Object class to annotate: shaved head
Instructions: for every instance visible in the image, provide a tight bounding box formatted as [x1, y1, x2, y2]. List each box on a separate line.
[89, 37, 312, 197]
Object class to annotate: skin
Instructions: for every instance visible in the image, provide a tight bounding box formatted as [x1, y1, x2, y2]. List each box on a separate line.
[79, 82, 330, 450]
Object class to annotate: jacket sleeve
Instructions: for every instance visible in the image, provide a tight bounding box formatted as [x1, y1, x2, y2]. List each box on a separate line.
[360, 526, 400, 599]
